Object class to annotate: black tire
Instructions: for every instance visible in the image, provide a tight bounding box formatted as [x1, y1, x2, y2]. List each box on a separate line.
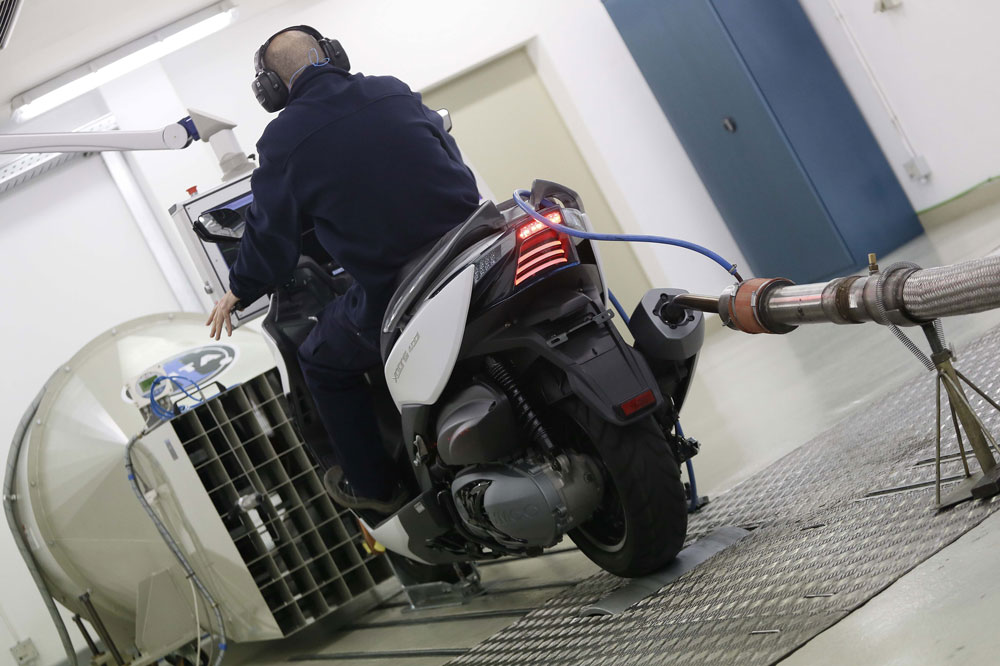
[554, 398, 688, 577]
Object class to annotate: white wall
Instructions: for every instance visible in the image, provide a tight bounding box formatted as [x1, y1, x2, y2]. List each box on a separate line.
[120, 0, 1000, 297]
[801, 0, 1000, 212]
[151, 0, 747, 295]
[98, 61, 225, 307]
[0, 156, 180, 665]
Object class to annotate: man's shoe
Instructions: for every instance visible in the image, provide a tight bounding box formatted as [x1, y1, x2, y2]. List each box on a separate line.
[323, 466, 408, 515]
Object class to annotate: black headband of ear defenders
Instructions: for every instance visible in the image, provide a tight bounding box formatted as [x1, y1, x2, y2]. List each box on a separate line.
[253, 24, 327, 74]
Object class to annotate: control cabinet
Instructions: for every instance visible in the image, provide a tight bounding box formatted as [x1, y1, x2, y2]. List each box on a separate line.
[169, 175, 268, 325]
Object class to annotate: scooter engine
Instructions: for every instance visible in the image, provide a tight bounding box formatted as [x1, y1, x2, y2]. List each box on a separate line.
[451, 452, 604, 550]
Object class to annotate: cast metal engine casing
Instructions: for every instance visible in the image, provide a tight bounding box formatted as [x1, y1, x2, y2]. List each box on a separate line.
[435, 380, 522, 466]
[451, 452, 603, 549]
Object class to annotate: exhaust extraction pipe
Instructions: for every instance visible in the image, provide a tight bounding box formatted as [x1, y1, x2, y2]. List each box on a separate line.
[667, 253, 1000, 510]
[670, 255, 1000, 334]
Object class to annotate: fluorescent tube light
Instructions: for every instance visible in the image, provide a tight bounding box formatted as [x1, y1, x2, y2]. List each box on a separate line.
[11, 2, 236, 122]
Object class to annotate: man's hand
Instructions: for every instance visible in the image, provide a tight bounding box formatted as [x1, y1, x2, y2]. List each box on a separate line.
[206, 290, 240, 340]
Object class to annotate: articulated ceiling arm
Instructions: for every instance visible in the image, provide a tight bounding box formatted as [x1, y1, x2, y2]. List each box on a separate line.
[0, 109, 253, 181]
[0, 117, 195, 154]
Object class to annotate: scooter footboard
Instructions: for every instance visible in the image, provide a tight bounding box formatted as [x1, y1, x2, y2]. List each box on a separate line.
[362, 490, 467, 565]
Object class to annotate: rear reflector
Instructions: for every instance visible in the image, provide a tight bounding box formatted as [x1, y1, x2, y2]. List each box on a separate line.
[619, 389, 656, 417]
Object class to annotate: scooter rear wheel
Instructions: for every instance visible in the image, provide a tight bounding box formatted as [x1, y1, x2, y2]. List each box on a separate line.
[554, 398, 688, 577]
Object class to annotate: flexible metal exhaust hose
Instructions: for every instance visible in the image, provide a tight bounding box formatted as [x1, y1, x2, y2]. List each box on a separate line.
[3, 388, 79, 666]
[903, 255, 1000, 320]
[695, 254, 1000, 334]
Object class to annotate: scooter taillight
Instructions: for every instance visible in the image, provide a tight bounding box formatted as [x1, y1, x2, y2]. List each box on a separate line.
[514, 211, 570, 286]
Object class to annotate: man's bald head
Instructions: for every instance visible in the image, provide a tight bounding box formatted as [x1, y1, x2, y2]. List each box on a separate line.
[264, 30, 324, 87]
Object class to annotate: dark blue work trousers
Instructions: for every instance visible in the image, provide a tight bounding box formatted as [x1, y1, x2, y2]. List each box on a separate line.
[296, 295, 397, 501]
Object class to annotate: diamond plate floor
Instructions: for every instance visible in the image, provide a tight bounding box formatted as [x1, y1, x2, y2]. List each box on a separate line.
[447, 325, 1000, 666]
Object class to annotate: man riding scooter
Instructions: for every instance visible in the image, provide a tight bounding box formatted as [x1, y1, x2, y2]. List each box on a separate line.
[206, 25, 480, 518]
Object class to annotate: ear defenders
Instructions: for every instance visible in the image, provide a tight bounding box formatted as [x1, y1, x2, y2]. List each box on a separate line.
[251, 25, 350, 113]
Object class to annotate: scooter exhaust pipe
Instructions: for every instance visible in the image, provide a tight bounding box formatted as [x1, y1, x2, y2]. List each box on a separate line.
[670, 255, 1000, 334]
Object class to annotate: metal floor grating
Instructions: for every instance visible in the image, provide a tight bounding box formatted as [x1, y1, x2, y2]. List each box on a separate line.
[447, 325, 1000, 665]
[172, 371, 395, 636]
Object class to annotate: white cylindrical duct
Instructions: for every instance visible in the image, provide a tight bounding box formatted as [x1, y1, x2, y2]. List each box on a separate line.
[207, 129, 254, 182]
[7, 314, 280, 658]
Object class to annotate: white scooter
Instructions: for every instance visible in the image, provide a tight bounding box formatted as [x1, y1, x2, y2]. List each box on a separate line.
[249, 179, 703, 577]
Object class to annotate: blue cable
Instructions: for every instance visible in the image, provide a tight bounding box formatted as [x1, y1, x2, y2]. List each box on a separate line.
[287, 48, 330, 88]
[148, 375, 206, 421]
[148, 378, 176, 420]
[609, 292, 706, 512]
[675, 421, 700, 512]
[610, 287, 701, 512]
[164, 375, 204, 402]
[608, 289, 631, 324]
[686, 460, 699, 512]
[148, 378, 172, 420]
[513, 189, 742, 281]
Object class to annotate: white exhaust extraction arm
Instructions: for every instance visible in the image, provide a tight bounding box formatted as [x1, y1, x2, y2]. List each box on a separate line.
[0, 119, 193, 153]
[0, 109, 254, 180]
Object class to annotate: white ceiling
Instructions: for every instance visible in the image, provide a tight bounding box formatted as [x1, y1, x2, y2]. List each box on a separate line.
[0, 0, 230, 116]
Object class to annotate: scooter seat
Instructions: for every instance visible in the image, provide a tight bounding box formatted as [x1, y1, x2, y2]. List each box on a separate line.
[380, 200, 506, 361]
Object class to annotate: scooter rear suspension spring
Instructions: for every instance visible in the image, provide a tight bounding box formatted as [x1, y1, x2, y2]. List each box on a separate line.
[484, 356, 558, 458]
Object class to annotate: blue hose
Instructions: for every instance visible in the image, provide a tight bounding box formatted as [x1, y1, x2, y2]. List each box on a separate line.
[675, 421, 700, 512]
[149, 375, 205, 421]
[608, 289, 631, 324]
[513, 189, 742, 280]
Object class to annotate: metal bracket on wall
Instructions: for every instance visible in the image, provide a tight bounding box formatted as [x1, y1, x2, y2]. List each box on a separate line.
[904, 155, 932, 182]
[874, 0, 903, 13]
[9, 638, 39, 666]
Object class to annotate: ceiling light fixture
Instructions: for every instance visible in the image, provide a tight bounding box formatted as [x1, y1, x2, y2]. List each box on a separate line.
[0, 0, 26, 50]
[11, 1, 236, 122]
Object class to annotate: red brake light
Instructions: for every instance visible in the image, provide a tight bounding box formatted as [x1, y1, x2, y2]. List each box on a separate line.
[514, 211, 569, 286]
[518, 211, 563, 240]
[619, 390, 656, 417]
[518, 220, 547, 240]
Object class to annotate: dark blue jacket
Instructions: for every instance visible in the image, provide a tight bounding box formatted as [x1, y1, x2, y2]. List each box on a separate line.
[229, 64, 480, 329]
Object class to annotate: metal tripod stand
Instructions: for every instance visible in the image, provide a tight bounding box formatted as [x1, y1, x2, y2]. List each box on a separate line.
[923, 324, 1000, 508]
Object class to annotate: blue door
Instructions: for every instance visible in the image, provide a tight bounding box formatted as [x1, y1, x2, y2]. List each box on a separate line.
[603, 0, 921, 283]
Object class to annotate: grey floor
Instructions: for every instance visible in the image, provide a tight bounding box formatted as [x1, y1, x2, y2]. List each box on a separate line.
[235, 202, 1000, 665]
[228, 546, 602, 665]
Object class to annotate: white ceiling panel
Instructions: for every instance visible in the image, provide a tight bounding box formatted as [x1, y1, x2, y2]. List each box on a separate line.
[0, 0, 229, 114]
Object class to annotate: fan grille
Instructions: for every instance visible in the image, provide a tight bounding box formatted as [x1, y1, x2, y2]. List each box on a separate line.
[172, 370, 395, 635]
